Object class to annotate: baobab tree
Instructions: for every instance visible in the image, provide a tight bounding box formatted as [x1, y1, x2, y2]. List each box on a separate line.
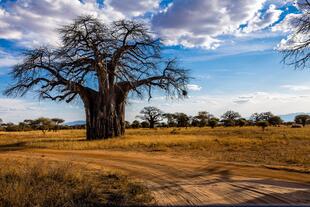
[4, 16, 189, 140]
[137, 106, 163, 128]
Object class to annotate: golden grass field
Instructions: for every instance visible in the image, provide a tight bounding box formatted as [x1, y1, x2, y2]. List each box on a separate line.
[1, 126, 309, 168]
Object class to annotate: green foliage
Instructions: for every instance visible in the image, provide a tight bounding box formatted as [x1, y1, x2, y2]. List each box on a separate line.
[257, 120, 269, 131]
[294, 114, 310, 127]
[236, 118, 247, 127]
[268, 116, 283, 126]
[221, 110, 241, 121]
[131, 120, 141, 129]
[208, 118, 219, 128]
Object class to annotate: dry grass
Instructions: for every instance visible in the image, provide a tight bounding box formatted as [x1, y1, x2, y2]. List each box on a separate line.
[0, 126, 309, 167]
[0, 158, 153, 207]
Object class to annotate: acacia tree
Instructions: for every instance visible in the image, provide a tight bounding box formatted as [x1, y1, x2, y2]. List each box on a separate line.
[5, 16, 189, 140]
[281, 0, 310, 69]
[137, 106, 163, 128]
[294, 114, 310, 126]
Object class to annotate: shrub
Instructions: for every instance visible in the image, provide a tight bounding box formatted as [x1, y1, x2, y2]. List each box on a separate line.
[257, 120, 269, 131]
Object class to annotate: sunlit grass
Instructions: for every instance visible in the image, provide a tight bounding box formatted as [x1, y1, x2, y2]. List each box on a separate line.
[0, 126, 309, 167]
[0, 158, 153, 207]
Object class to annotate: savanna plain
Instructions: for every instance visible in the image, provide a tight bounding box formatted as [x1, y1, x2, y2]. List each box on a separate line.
[0, 126, 310, 206]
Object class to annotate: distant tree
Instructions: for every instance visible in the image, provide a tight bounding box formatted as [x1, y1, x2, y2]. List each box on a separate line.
[125, 121, 131, 129]
[51, 118, 65, 132]
[140, 121, 150, 128]
[268, 116, 283, 126]
[294, 114, 310, 127]
[208, 118, 219, 129]
[0, 118, 3, 125]
[174, 113, 190, 128]
[236, 118, 247, 127]
[221, 110, 241, 126]
[131, 120, 141, 129]
[33, 118, 54, 134]
[195, 111, 213, 127]
[250, 112, 274, 123]
[280, 1, 310, 69]
[137, 106, 163, 129]
[257, 120, 269, 131]
[18, 122, 31, 131]
[163, 113, 177, 127]
[190, 116, 200, 127]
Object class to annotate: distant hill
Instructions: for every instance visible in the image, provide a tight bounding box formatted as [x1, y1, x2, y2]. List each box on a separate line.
[279, 112, 310, 122]
[65, 120, 86, 126]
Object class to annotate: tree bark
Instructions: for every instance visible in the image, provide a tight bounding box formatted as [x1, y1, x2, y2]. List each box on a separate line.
[83, 89, 127, 140]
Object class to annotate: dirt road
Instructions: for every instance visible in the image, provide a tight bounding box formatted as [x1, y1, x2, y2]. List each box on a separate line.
[1, 149, 310, 205]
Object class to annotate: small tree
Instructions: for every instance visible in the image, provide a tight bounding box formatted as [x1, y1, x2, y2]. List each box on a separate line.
[125, 121, 131, 129]
[51, 118, 65, 132]
[131, 120, 141, 129]
[294, 114, 310, 127]
[33, 118, 54, 134]
[137, 106, 163, 129]
[250, 112, 274, 122]
[174, 113, 190, 128]
[236, 118, 247, 127]
[221, 110, 241, 126]
[257, 120, 269, 131]
[163, 113, 177, 127]
[195, 111, 213, 127]
[268, 116, 283, 126]
[140, 121, 150, 128]
[208, 118, 219, 129]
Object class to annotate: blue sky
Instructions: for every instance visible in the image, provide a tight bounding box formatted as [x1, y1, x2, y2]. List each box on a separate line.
[0, 0, 309, 123]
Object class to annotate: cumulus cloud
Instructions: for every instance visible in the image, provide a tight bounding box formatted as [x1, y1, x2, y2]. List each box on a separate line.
[105, 0, 160, 17]
[187, 84, 202, 91]
[242, 4, 282, 33]
[151, 0, 268, 49]
[0, 0, 158, 47]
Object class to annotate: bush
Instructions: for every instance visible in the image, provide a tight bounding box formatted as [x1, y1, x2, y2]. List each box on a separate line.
[257, 120, 269, 131]
[0, 160, 153, 207]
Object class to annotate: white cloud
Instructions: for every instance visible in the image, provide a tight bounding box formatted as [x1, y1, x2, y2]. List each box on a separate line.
[242, 4, 282, 33]
[151, 0, 267, 49]
[187, 84, 202, 91]
[105, 0, 160, 17]
[281, 84, 310, 91]
[0, 0, 158, 47]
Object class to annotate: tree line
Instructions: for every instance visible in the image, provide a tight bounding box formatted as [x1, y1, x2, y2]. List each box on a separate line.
[0, 117, 73, 133]
[0, 109, 309, 133]
[126, 106, 310, 130]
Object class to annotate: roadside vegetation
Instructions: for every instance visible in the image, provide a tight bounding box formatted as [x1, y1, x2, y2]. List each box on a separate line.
[0, 158, 153, 207]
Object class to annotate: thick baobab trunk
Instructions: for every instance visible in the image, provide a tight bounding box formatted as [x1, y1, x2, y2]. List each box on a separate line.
[84, 93, 126, 140]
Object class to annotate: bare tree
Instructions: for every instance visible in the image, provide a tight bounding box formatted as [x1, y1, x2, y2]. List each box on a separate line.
[137, 106, 163, 128]
[281, 0, 310, 69]
[5, 16, 189, 140]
